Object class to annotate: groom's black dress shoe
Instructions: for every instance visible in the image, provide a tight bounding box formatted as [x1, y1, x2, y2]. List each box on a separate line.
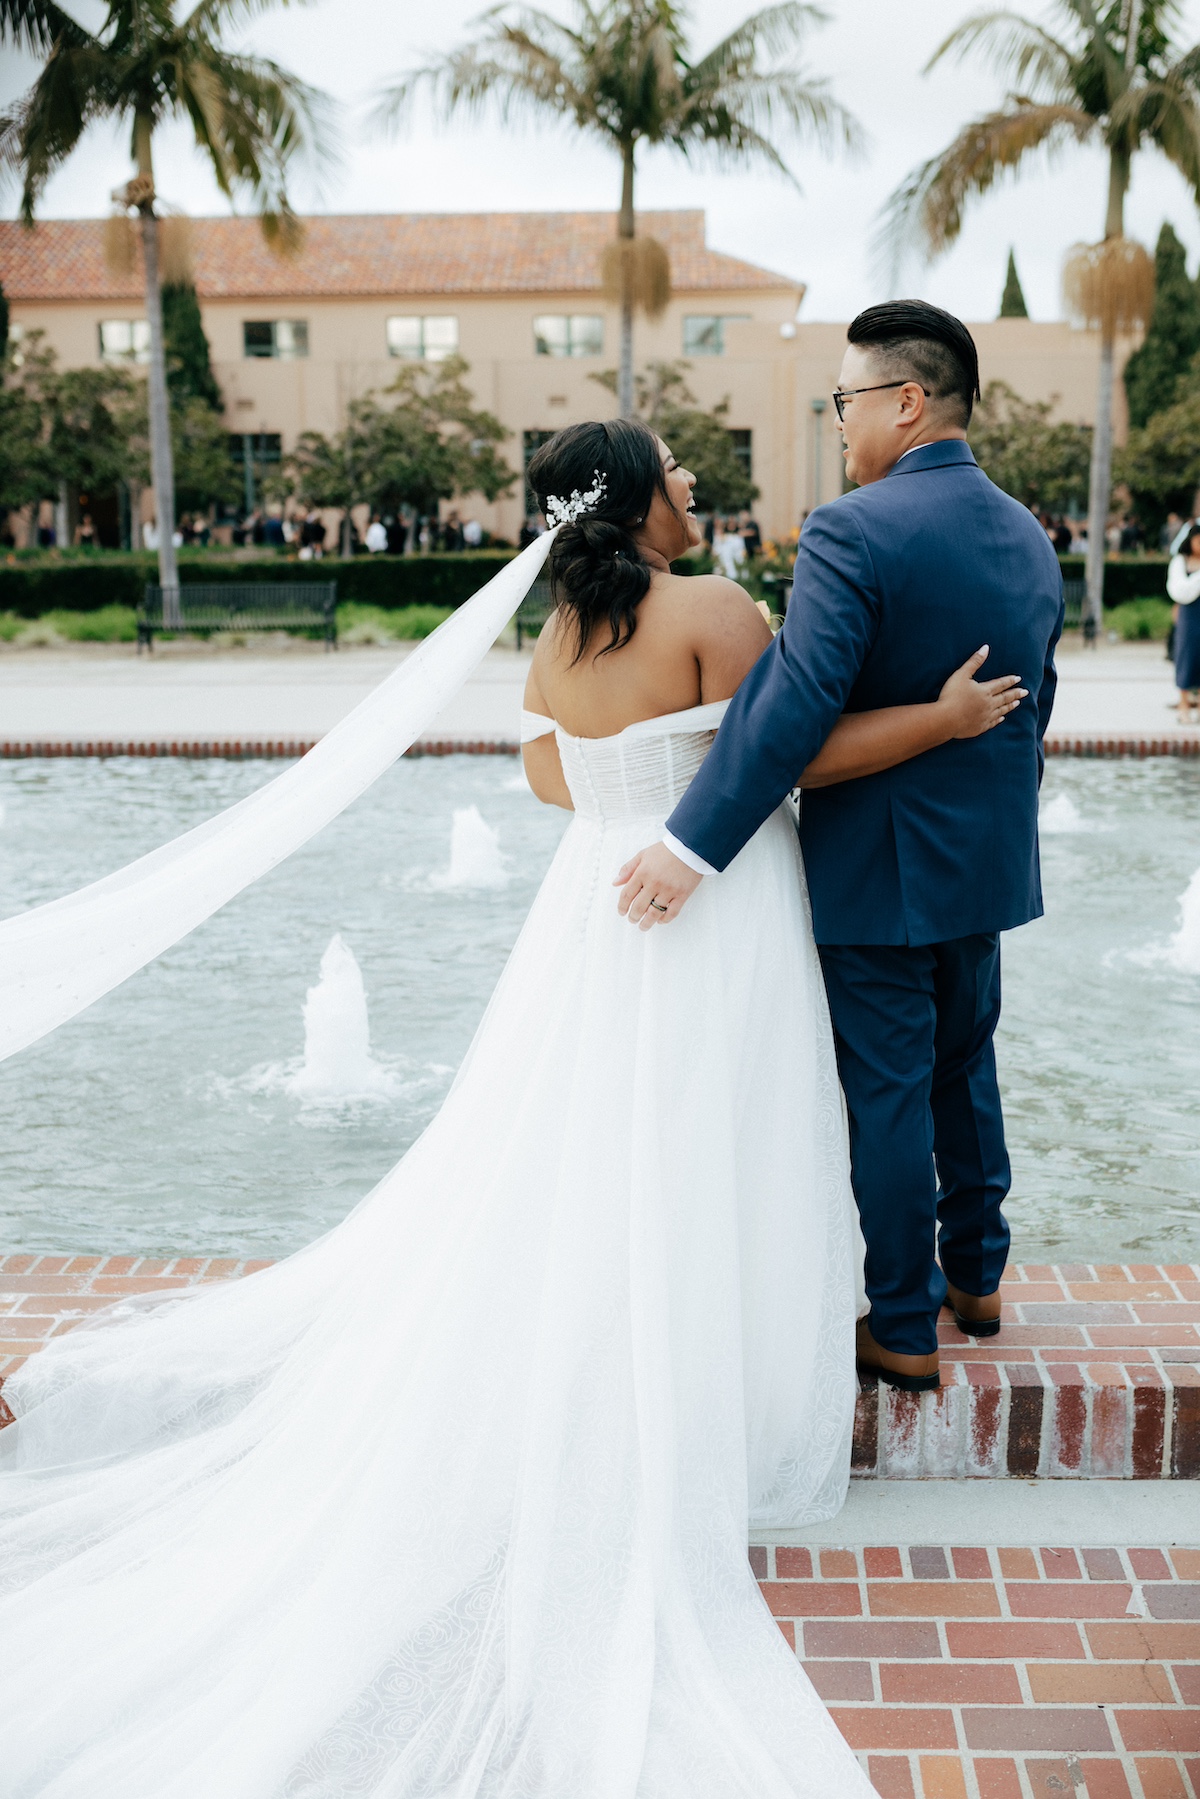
[855, 1319, 941, 1394]
[942, 1280, 1003, 1338]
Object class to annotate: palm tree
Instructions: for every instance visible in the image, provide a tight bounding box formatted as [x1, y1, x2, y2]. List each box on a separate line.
[881, 0, 1200, 634]
[0, 0, 328, 620]
[379, 0, 859, 418]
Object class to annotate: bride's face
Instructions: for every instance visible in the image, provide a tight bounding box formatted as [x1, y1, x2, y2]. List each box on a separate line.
[636, 439, 701, 560]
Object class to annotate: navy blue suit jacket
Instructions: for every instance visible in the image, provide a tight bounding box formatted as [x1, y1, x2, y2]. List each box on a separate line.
[666, 440, 1064, 946]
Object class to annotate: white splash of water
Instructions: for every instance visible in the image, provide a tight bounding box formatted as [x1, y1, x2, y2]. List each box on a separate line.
[283, 934, 399, 1100]
[1166, 866, 1200, 974]
[1040, 793, 1090, 834]
[430, 805, 509, 889]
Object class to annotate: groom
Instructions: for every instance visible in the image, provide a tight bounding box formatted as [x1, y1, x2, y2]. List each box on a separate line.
[618, 300, 1063, 1392]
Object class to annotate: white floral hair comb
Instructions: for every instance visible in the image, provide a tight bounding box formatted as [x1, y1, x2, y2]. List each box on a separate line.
[544, 470, 608, 528]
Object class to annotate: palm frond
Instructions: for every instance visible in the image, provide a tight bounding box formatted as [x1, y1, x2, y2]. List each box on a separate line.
[374, 32, 584, 138]
[180, 0, 317, 37]
[1115, 75, 1200, 194]
[1160, 41, 1200, 88]
[1, 41, 115, 219]
[877, 100, 1095, 266]
[0, 0, 91, 54]
[680, 68, 858, 159]
[687, 2, 828, 83]
[926, 8, 1078, 99]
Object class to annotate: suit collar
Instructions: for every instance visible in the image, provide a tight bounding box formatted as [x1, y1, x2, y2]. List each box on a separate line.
[885, 438, 977, 477]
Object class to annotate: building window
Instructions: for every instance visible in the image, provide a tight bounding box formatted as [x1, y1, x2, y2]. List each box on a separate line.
[99, 318, 151, 364]
[228, 432, 283, 466]
[682, 314, 750, 357]
[243, 320, 308, 359]
[386, 315, 459, 361]
[534, 314, 603, 358]
[728, 429, 752, 481]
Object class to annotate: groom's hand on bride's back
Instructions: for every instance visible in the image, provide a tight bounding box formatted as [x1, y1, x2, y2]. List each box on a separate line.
[615, 843, 703, 929]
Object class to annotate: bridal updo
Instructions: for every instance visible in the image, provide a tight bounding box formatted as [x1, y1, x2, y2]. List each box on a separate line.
[526, 418, 677, 664]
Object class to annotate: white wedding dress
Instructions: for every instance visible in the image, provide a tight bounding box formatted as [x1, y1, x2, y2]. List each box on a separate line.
[0, 701, 871, 1798]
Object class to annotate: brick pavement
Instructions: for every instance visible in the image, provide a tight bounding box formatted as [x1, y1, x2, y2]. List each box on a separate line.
[756, 1538, 1200, 1799]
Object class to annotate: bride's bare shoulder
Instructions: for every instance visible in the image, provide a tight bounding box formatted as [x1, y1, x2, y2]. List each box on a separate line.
[654, 571, 771, 646]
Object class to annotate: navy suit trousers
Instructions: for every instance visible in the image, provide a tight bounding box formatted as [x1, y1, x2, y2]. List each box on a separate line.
[818, 935, 1012, 1357]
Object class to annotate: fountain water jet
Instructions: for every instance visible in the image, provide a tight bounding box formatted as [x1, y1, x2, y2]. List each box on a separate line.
[1167, 866, 1200, 974]
[1040, 794, 1089, 834]
[431, 806, 509, 890]
[285, 934, 398, 1099]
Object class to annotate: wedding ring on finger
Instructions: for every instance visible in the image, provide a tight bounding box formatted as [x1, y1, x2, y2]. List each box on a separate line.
[648, 899, 669, 914]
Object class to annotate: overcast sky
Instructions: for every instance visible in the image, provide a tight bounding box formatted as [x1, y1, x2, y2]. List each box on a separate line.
[5, 0, 1200, 321]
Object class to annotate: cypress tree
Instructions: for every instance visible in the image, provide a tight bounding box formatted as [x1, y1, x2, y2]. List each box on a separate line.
[1124, 223, 1200, 429]
[999, 249, 1028, 318]
[162, 282, 223, 412]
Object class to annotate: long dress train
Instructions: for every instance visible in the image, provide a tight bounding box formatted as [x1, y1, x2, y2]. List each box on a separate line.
[0, 701, 873, 1798]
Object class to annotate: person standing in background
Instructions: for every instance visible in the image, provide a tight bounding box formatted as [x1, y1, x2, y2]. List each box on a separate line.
[1167, 523, 1200, 723]
[366, 515, 388, 554]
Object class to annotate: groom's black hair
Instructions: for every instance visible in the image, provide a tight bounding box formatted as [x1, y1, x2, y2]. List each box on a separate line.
[847, 301, 981, 427]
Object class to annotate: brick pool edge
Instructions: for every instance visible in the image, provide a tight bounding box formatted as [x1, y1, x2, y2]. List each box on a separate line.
[4, 736, 1200, 760]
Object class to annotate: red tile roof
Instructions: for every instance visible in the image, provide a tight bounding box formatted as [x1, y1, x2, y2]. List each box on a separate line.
[0, 211, 799, 301]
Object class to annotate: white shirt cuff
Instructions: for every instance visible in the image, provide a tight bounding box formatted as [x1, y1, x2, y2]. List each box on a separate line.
[662, 831, 717, 878]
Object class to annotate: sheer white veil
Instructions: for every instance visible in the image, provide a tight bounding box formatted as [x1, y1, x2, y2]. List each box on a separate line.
[0, 531, 555, 1064]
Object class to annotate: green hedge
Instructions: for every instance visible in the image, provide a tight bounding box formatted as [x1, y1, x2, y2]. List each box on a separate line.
[0, 552, 517, 618]
[1056, 556, 1169, 602]
[0, 547, 1173, 618]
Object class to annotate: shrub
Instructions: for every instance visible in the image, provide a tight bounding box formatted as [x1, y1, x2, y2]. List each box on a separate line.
[1103, 596, 1173, 641]
[336, 601, 453, 642]
[45, 604, 138, 642]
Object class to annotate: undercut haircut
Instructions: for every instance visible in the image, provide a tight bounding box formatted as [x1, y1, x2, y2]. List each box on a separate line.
[847, 301, 981, 428]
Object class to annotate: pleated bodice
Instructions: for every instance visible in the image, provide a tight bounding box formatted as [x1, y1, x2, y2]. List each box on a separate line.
[555, 701, 730, 824]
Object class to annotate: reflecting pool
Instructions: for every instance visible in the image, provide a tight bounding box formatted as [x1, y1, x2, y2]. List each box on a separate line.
[0, 753, 1197, 1262]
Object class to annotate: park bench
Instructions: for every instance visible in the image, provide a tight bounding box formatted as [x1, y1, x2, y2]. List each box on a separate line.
[514, 576, 554, 650]
[1062, 576, 1084, 629]
[138, 582, 338, 652]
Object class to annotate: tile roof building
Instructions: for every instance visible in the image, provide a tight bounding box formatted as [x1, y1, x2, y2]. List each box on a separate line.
[0, 210, 796, 302]
[1, 210, 1116, 544]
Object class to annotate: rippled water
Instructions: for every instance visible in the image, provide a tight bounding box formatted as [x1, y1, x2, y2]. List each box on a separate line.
[1, 754, 1198, 1262]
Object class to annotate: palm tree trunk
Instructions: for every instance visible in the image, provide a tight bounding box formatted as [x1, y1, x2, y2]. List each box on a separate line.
[617, 140, 635, 419]
[135, 120, 180, 628]
[1083, 151, 1130, 642]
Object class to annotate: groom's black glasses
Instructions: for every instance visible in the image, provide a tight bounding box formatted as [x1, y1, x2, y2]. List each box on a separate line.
[833, 380, 931, 422]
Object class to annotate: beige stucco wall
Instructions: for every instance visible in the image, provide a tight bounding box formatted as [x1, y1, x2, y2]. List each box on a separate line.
[11, 291, 1124, 541]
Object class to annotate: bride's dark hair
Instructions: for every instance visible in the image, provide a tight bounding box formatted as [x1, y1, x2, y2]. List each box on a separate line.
[526, 418, 678, 664]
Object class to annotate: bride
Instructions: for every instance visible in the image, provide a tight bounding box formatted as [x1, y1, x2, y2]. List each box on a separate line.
[0, 419, 1021, 1798]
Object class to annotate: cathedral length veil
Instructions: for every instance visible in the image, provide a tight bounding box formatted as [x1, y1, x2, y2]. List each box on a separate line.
[0, 532, 872, 1797]
[0, 530, 555, 1063]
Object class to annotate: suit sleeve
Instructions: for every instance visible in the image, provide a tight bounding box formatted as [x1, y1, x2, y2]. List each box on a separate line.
[666, 502, 881, 872]
[1035, 591, 1064, 788]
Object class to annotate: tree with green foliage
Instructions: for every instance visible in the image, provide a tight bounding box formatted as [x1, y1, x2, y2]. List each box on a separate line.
[381, 0, 858, 417]
[0, 0, 328, 617]
[1116, 356, 1200, 526]
[162, 282, 222, 413]
[0, 277, 8, 359]
[593, 359, 758, 512]
[1123, 221, 1200, 428]
[882, 0, 1200, 632]
[969, 380, 1092, 514]
[370, 356, 515, 518]
[280, 357, 515, 553]
[0, 329, 53, 534]
[999, 248, 1028, 317]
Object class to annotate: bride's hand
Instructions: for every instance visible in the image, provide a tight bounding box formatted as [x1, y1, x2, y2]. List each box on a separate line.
[937, 646, 1027, 740]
